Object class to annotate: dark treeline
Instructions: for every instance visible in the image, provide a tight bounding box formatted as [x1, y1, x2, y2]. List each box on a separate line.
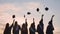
[3, 14, 54, 34]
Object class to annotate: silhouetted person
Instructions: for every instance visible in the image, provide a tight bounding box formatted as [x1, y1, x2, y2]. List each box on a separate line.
[29, 18, 36, 34]
[46, 15, 54, 34]
[37, 14, 44, 34]
[21, 23, 25, 34]
[4, 23, 13, 34]
[13, 21, 21, 34]
[25, 19, 28, 34]
[21, 19, 28, 34]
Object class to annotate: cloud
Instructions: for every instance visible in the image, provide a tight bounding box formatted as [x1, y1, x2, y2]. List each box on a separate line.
[0, 3, 23, 12]
[0, 2, 41, 11]
[23, 2, 41, 9]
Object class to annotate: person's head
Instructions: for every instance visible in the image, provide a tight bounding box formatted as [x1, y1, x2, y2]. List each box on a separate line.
[22, 23, 25, 28]
[31, 22, 35, 27]
[6, 23, 9, 28]
[15, 21, 18, 25]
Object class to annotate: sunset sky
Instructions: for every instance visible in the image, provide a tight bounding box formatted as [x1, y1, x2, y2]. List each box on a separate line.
[0, 0, 60, 34]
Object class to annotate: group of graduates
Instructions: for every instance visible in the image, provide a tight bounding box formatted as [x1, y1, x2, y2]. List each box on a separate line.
[3, 14, 54, 34]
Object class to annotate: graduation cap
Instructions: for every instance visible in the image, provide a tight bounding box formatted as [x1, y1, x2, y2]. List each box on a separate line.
[12, 15, 15, 18]
[27, 12, 31, 15]
[45, 7, 49, 11]
[36, 8, 39, 12]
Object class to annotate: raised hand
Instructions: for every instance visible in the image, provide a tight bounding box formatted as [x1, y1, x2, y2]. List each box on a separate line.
[42, 14, 44, 17]
[52, 15, 55, 18]
[51, 15, 55, 20]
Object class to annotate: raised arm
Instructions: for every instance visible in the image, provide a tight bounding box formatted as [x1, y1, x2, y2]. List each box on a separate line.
[42, 14, 44, 19]
[40, 14, 44, 23]
[25, 18, 28, 26]
[50, 15, 55, 22]
[33, 18, 35, 23]
[10, 23, 13, 28]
